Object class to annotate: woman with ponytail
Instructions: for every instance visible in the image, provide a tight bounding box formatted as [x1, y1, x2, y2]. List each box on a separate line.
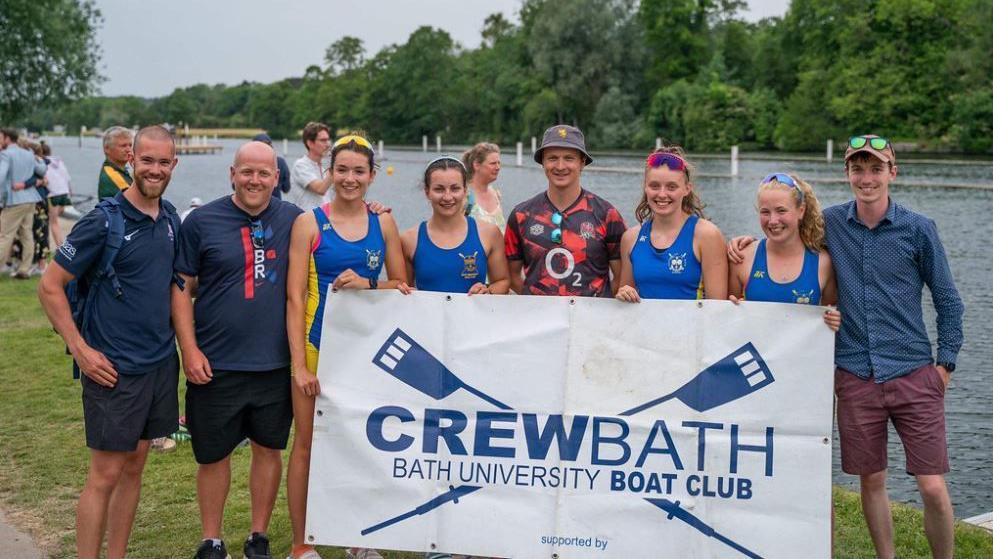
[461, 143, 505, 231]
[616, 146, 728, 302]
[728, 173, 841, 330]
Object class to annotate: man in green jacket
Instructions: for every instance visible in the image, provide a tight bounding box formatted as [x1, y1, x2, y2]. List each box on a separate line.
[97, 126, 134, 200]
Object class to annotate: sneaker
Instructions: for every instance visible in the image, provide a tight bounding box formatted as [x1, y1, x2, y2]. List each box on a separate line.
[346, 549, 384, 559]
[194, 539, 231, 559]
[244, 533, 272, 559]
[13, 271, 30, 280]
[150, 437, 177, 453]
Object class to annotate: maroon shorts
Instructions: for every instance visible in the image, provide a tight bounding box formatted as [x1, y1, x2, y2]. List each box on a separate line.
[835, 364, 949, 476]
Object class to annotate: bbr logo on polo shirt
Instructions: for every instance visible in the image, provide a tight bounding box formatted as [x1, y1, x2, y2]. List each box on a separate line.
[254, 247, 266, 279]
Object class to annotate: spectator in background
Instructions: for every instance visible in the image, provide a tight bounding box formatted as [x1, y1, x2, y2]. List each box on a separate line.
[25, 140, 52, 275]
[0, 127, 46, 278]
[461, 142, 506, 231]
[42, 142, 73, 248]
[180, 197, 203, 222]
[98, 126, 134, 200]
[287, 122, 332, 209]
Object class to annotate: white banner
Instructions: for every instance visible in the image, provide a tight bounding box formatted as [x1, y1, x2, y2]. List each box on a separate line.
[308, 291, 833, 559]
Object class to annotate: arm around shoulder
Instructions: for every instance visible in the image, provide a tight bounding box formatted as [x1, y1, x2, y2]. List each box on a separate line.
[697, 219, 729, 299]
[379, 212, 406, 288]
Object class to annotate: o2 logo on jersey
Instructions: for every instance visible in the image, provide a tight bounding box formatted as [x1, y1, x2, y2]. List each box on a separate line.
[366, 249, 382, 271]
[545, 247, 583, 287]
[668, 252, 687, 274]
[459, 251, 479, 279]
[793, 289, 814, 304]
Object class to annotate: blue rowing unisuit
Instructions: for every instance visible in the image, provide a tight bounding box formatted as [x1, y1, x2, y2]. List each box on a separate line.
[744, 239, 820, 304]
[630, 216, 702, 300]
[413, 217, 487, 293]
[306, 205, 385, 350]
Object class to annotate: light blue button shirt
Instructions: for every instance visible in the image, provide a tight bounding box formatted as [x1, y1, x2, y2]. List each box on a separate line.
[0, 144, 45, 207]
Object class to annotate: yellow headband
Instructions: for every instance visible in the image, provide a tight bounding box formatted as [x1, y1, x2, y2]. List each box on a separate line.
[333, 134, 372, 150]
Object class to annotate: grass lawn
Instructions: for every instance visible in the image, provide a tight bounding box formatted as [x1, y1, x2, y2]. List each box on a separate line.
[1, 276, 991, 558]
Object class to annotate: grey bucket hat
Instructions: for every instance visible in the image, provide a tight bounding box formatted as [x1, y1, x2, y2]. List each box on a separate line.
[533, 124, 593, 165]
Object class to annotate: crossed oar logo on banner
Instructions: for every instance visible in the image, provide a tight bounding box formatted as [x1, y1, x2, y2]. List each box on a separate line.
[363, 328, 774, 558]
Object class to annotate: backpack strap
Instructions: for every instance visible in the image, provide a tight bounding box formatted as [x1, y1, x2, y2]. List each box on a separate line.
[71, 198, 125, 379]
[93, 198, 126, 299]
[160, 199, 186, 291]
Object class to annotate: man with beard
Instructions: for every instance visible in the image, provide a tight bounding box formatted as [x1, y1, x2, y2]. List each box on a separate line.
[38, 125, 182, 559]
[172, 141, 301, 559]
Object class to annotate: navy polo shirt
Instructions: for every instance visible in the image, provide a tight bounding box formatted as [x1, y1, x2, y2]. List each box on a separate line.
[175, 195, 302, 371]
[54, 192, 178, 374]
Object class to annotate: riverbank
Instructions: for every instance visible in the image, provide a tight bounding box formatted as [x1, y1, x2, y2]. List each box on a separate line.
[1, 276, 991, 558]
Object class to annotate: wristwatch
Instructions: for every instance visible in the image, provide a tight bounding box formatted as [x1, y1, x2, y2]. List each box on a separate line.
[368, 276, 378, 290]
[937, 362, 955, 373]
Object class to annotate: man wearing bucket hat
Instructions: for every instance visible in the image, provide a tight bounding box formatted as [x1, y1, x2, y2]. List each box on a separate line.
[504, 124, 626, 296]
[730, 134, 964, 558]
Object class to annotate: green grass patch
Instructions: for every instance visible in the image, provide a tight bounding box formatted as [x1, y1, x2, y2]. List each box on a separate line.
[1, 277, 991, 558]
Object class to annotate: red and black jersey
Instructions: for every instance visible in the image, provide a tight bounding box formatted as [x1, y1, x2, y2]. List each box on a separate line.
[505, 189, 627, 297]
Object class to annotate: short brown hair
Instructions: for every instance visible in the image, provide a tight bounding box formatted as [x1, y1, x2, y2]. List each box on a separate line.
[302, 122, 330, 150]
[133, 125, 175, 155]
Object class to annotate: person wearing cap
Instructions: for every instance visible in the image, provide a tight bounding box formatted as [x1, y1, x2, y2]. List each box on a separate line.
[172, 141, 304, 559]
[180, 197, 203, 222]
[504, 124, 627, 296]
[730, 134, 963, 558]
[252, 133, 291, 200]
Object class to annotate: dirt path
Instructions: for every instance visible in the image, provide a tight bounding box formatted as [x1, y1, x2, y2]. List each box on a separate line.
[0, 508, 44, 559]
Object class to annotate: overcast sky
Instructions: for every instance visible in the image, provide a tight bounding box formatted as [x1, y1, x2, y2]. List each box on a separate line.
[95, 0, 790, 97]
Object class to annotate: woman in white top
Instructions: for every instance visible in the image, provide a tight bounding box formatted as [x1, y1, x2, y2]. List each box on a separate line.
[461, 142, 506, 231]
[41, 143, 72, 247]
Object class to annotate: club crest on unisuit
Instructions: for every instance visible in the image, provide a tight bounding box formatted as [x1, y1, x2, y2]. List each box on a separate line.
[366, 249, 382, 270]
[459, 251, 479, 279]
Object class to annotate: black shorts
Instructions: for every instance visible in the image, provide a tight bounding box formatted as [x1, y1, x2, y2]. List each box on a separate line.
[82, 352, 179, 452]
[186, 367, 292, 464]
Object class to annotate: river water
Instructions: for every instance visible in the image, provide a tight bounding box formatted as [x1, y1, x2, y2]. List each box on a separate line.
[46, 137, 992, 518]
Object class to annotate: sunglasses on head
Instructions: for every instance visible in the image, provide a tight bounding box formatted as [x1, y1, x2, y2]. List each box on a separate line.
[333, 134, 372, 150]
[250, 219, 265, 250]
[849, 136, 890, 151]
[761, 173, 804, 204]
[551, 212, 563, 244]
[646, 152, 688, 171]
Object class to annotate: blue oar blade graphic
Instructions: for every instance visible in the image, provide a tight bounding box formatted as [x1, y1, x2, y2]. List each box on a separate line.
[645, 498, 764, 559]
[361, 485, 483, 535]
[372, 329, 511, 410]
[621, 342, 774, 416]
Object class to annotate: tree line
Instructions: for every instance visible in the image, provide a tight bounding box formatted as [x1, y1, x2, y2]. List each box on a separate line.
[17, 0, 993, 153]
